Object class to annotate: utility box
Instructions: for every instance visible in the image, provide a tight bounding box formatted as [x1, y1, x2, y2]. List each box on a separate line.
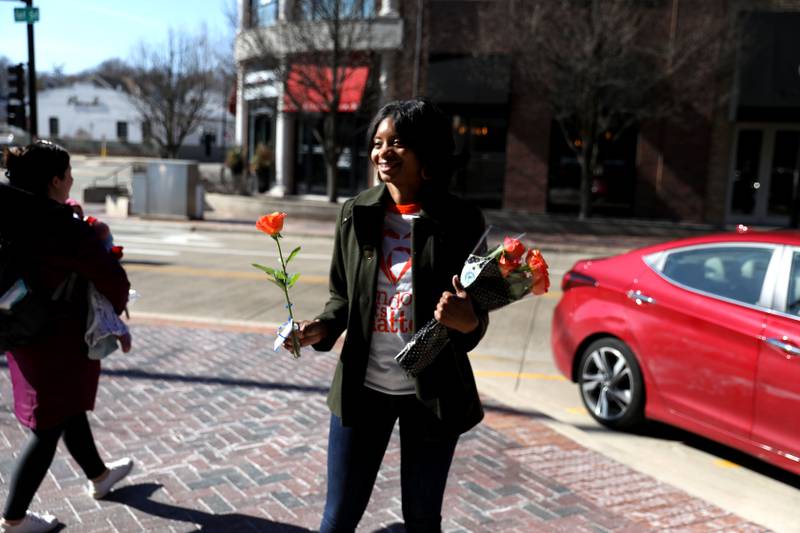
[130, 160, 204, 219]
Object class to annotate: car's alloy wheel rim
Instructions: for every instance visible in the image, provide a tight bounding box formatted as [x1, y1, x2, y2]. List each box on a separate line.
[581, 346, 633, 421]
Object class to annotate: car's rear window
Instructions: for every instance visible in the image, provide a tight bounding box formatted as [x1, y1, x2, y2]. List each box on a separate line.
[661, 246, 772, 305]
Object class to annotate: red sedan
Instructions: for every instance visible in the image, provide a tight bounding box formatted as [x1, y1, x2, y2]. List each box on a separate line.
[552, 229, 800, 476]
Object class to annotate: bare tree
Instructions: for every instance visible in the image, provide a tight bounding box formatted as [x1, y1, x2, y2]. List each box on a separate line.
[89, 59, 137, 89]
[239, 0, 381, 202]
[481, 0, 733, 219]
[127, 29, 216, 158]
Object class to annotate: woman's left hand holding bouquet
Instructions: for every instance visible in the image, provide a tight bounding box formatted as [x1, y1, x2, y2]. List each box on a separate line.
[435, 275, 479, 334]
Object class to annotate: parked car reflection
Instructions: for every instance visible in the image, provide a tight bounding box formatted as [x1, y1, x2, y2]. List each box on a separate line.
[552, 228, 800, 476]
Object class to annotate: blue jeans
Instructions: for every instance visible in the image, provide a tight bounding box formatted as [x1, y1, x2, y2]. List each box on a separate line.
[320, 388, 459, 533]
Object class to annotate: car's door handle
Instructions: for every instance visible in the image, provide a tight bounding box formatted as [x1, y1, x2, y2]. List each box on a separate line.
[627, 290, 656, 305]
[764, 337, 800, 358]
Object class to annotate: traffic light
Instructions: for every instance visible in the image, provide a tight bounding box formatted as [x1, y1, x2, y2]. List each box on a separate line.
[6, 63, 27, 129]
[7, 64, 25, 100]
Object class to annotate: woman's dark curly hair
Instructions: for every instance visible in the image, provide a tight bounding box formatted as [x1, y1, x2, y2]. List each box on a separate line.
[366, 98, 455, 186]
[3, 140, 70, 197]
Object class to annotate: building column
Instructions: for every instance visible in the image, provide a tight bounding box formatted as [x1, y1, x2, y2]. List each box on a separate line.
[234, 0, 249, 152]
[274, 87, 296, 196]
[279, 0, 292, 20]
[234, 69, 248, 155]
[238, 0, 249, 27]
[379, 0, 398, 16]
[379, 51, 395, 104]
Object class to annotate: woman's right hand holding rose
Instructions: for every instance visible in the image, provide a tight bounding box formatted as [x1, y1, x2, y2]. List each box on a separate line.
[282, 319, 328, 351]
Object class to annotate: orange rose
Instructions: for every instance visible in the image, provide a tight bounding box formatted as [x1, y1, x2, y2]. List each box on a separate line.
[498, 253, 521, 278]
[503, 236, 525, 261]
[256, 212, 287, 237]
[526, 249, 550, 295]
[532, 273, 550, 295]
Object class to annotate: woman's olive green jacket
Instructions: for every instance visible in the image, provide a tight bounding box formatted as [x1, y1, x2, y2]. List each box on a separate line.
[312, 183, 489, 435]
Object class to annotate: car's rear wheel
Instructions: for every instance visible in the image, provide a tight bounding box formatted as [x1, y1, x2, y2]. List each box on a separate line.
[578, 337, 644, 429]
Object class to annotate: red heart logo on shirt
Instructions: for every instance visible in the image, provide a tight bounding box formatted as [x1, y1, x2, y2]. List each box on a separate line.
[380, 229, 412, 285]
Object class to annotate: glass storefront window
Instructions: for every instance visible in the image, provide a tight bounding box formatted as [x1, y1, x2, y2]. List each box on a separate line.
[294, 114, 367, 197]
[450, 113, 507, 208]
[546, 123, 637, 216]
[253, 0, 278, 26]
[301, 0, 375, 21]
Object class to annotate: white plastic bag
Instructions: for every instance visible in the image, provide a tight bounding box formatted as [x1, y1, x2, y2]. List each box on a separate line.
[85, 283, 129, 360]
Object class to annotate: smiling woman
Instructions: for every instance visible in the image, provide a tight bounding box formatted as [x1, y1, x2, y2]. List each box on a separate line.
[370, 117, 424, 204]
[284, 98, 490, 532]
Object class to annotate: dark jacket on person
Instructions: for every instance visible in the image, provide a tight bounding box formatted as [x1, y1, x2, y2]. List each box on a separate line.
[0, 183, 130, 429]
[313, 183, 488, 435]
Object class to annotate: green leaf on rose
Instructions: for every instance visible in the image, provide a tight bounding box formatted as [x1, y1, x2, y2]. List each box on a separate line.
[252, 263, 279, 277]
[287, 273, 300, 288]
[286, 246, 301, 264]
[274, 270, 288, 284]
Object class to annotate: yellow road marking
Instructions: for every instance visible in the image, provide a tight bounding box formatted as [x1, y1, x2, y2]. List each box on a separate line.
[124, 264, 329, 284]
[713, 459, 740, 469]
[473, 369, 567, 381]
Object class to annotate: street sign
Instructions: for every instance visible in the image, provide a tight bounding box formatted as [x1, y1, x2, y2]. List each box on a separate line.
[13, 7, 39, 23]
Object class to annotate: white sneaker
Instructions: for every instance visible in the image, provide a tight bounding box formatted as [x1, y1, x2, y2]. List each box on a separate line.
[0, 511, 58, 533]
[89, 457, 134, 499]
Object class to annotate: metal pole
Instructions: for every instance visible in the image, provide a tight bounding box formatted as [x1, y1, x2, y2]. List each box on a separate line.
[25, 0, 37, 137]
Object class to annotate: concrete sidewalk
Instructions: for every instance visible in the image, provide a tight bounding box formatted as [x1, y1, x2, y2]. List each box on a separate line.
[200, 192, 726, 255]
[0, 320, 767, 532]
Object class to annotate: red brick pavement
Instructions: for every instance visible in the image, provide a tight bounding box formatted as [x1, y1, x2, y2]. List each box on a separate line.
[0, 323, 769, 532]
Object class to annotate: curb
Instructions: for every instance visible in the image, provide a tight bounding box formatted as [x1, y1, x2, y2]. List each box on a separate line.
[103, 191, 737, 254]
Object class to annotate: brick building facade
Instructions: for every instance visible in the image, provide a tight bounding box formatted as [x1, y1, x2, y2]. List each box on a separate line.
[235, 0, 800, 224]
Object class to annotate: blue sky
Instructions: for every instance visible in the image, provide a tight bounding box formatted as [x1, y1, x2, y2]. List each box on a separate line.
[0, 0, 234, 73]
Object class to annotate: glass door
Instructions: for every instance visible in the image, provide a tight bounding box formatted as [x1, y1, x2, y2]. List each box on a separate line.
[729, 129, 763, 219]
[766, 131, 800, 218]
[728, 125, 800, 225]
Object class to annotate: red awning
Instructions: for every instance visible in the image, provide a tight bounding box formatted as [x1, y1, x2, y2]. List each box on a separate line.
[284, 65, 368, 113]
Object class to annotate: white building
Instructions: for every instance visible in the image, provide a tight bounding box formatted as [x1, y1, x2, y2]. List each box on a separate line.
[37, 81, 143, 143]
[36, 79, 231, 160]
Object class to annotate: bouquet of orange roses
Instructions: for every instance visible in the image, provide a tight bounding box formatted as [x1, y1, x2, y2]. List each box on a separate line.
[253, 212, 302, 358]
[395, 230, 549, 376]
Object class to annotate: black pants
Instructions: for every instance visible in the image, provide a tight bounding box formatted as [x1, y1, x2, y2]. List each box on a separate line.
[3, 412, 106, 521]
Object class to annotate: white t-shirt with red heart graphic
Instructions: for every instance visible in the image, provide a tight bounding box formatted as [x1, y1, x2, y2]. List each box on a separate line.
[364, 203, 420, 395]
